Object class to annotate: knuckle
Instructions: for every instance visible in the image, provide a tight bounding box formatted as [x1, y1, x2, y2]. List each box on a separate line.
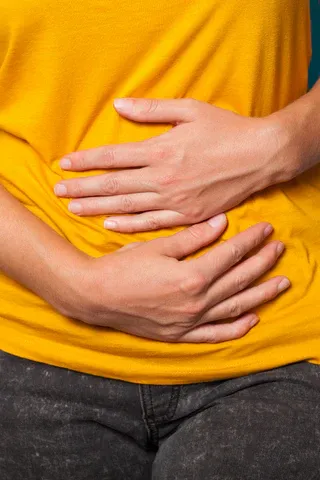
[151, 146, 169, 162]
[235, 273, 249, 291]
[203, 331, 218, 344]
[229, 242, 244, 263]
[254, 229, 267, 248]
[71, 152, 86, 170]
[172, 190, 188, 206]
[183, 300, 204, 318]
[158, 173, 177, 187]
[254, 253, 268, 270]
[187, 205, 206, 223]
[120, 195, 134, 213]
[257, 251, 276, 271]
[179, 272, 207, 295]
[262, 283, 279, 302]
[145, 99, 159, 114]
[70, 180, 84, 197]
[101, 175, 120, 195]
[228, 301, 242, 318]
[101, 146, 116, 167]
[146, 215, 161, 230]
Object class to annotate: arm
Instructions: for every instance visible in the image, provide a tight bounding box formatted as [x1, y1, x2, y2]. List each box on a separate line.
[269, 79, 320, 181]
[54, 80, 320, 233]
[0, 185, 289, 343]
[0, 184, 89, 312]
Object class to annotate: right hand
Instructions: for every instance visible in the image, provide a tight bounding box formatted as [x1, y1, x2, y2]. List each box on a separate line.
[65, 214, 290, 343]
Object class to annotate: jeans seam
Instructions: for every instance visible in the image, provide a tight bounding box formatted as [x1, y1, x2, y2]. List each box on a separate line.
[157, 386, 180, 423]
[147, 385, 159, 444]
[138, 384, 159, 447]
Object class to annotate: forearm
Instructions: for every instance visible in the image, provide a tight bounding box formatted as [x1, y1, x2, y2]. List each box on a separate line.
[0, 184, 89, 313]
[269, 79, 320, 182]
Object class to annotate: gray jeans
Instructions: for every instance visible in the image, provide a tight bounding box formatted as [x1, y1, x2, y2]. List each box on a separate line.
[0, 350, 320, 480]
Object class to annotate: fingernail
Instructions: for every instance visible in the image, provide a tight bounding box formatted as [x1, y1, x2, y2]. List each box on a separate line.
[104, 219, 118, 230]
[113, 98, 133, 112]
[249, 315, 259, 327]
[54, 184, 67, 196]
[264, 224, 273, 237]
[276, 242, 285, 255]
[68, 202, 82, 214]
[278, 278, 291, 293]
[60, 158, 72, 169]
[207, 214, 227, 228]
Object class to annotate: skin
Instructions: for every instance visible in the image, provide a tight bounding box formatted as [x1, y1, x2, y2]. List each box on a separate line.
[5, 63, 318, 345]
[0, 185, 289, 343]
[71, 218, 289, 343]
[54, 80, 320, 233]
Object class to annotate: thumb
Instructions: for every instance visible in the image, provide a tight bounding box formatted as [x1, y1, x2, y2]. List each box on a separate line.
[157, 214, 228, 259]
[113, 98, 199, 124]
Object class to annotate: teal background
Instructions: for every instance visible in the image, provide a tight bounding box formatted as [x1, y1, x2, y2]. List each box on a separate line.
[310, 0, 319, 87]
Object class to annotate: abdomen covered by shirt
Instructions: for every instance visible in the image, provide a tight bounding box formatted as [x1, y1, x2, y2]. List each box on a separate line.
[0, 0, 318, 383]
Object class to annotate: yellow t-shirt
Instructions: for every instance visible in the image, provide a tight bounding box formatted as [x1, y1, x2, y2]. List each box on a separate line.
[0, 0, 318, 384]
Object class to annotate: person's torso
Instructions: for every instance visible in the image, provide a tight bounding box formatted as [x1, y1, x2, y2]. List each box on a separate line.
[0, 0, 318, 384]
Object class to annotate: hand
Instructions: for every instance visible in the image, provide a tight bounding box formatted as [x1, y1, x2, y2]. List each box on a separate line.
[65, 215, 290, 343]
[54, 98, 289, 233]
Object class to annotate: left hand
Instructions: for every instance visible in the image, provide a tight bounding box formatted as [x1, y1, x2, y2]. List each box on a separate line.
[55, 98, 290, 232]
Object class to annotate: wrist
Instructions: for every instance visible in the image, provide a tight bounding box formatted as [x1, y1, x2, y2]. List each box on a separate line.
[265, 86, 320, 184]
[58, 253, 116, 326]
[259, 113, 301, 187]
[50, 249, 94, 318]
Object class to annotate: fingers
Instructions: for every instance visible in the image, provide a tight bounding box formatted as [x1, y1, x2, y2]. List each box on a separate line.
[193, 222, 274, 283]
[104, 210, 186, 232]
[154, 214, 228, 259]
[205, 240, 285, 307]
[64, 193, 160, 217]
[113, 98, 201, 123]
[59, 142, 150, 172]
[54, 171, 152, 200]
[201, 276, 290, 325]
[177, 314, 258, 343]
